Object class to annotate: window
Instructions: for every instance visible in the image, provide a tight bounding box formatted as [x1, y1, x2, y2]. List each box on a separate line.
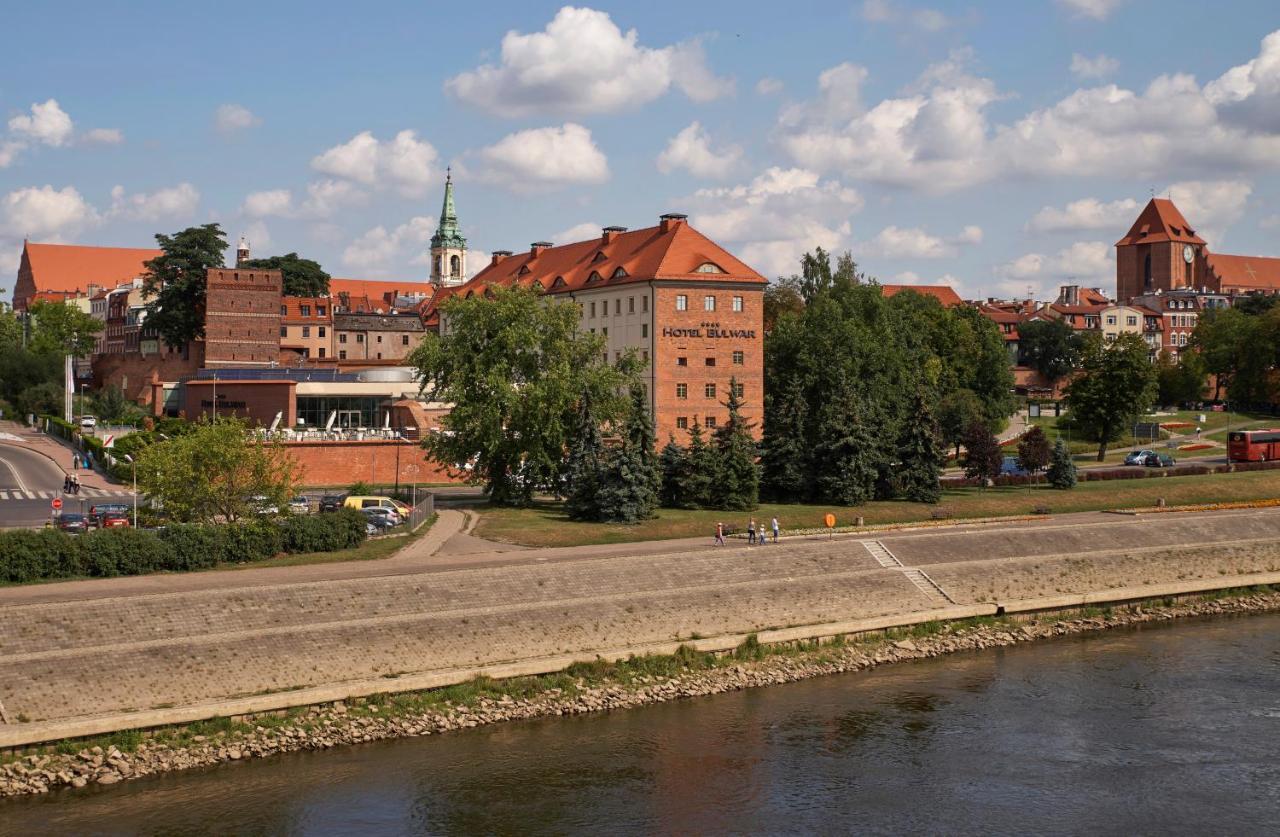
[338, 349, 348, 359]
[590, 301, 596, 318]
[733, 382, 744, 398]
[318, 326, 326, 338]
[377, 335, 383, 343]
[602, 353, 608, 364]
[641, 323, 649, 338]
[300, 305, 310, 317]
[676, 417, 688, 430]
[677, 357, 688, 367]
[1106, 316, 1116, 326]
[357, 334, 364, 343]
[676, 384, 688, 399]
[280, 305, 287, 316]
[705, 383, 716, 398]
[402, 335, 410, 346]
[317, 306, 326, 317]
[602, 327, 608, 337]
[615, 299, 621, 315]
[1126, 316, 1137, 326]
[704, 295, 716, 312]
[641, 350, 649, 362]
[302, 326, 311, 338]
[705, 416, 717, 428]
[280, 326, 288, 338]
[676, 295, 688, 311]
[318, 348, 325, 359]
[732, 296, 743, 312]
[732, 350, 744, 365]
[377, 352, 382, 359]
[705, 357, 716, 367]
[339, 333, 348, 344]
[642, 296, 649, 313]
[695, 262, 725, 274]
[628, 297, 635, 313]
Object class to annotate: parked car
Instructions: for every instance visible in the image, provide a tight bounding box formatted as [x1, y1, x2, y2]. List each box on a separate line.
[1142, 452, 1177, 468]
[288, 496, 311, 515]
[1124, 449, 1157, 466]
[319, 494, 348, 513]
[57, 513, 89, 534]
[247, 495, 279, 516]
[1000, 456, 1030, 477]
[100, 513, 131, 528]
[365, 522, 380, 536]
[361, 507, 401, 529]
[344, 495, 411, 516]
[78, 415, 97, 432]
[89, 503, 130, 527]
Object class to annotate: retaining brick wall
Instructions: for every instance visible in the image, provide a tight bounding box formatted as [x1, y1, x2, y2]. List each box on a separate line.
[284, 439, 465, 487]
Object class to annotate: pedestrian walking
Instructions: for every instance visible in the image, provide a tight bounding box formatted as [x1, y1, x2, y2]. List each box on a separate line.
[715, 522, 725, 546]
[63, 475, 71, 494]
[748, 518, 757, 545]
[771, 517, 780, 544]
[72, 474, 81, 495]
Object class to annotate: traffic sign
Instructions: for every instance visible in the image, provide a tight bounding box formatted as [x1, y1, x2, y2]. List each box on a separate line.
[103, 435, 115, 449]
[51, 497, 62, 510]
[824, 513, 836, 528]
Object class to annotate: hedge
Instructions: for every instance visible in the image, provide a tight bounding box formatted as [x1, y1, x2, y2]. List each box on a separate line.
[940, 458, 1280, 488]
[0, 509, 369, 584]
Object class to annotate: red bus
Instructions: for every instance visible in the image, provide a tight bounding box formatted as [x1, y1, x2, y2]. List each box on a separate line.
[1227, 429, 1280, 462]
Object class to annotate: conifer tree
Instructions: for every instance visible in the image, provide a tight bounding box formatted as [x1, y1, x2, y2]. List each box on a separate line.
[711, 377, 760, 510]
[1046, 438, 1078, 489]
[658, 435, 686, 508]
[812, 384, 879, 505]
[760, 379, 810, 502]
[596, 444, 655, 523]
[624, 385, 661, 506]
[897, 389, 943, 503]
[961, 421, 1003, 483]
[564, 392, 605, 520]
[679, 419, 717, 509]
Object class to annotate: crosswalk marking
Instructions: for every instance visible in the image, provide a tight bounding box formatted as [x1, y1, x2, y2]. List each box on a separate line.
[0, 489, 135, 502]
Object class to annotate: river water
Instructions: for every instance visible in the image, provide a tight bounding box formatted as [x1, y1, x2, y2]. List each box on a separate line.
[6, 612, 1280, 836]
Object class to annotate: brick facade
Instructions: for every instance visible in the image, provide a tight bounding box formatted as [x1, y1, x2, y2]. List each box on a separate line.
[92, 351, 202, 407]
[285, 440, 463, 487]
[204, 268, 283, 366]
[182, 379, 296, 425]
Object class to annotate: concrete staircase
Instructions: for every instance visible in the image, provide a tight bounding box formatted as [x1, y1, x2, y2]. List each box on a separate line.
[861, 539, 954, 605]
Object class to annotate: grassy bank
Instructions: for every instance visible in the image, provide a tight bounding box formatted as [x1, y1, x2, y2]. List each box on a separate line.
[472, 469, 1280, 548]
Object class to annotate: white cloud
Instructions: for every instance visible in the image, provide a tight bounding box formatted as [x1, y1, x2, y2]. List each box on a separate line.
[80, 128, 123, 145]
[912, 9, 949, 31]
[860, 1, 951, 30]
[240, 220, 272, 254]
[1, 185, 98, 239]
[686, 166, 863, 277]
[0, 142, 22, 168]
[656, 121, 743, 179]
[860, 0, 894, 22]
[214, 103, 261, 135]
[239, 179, 366, 220]
[444, 6, 732, 117]
[242, 189, 294, 218]
[892, 270, 964, 290]
[755, 77, 783, 96]
[551, 221, 602, 245]
[1163, 179, 1252, 243]
[1070, 53, 1119, 79]
[995, 241, 1112, 297]
[342, 215, 436, 270]
[469, 123, 608, 191]
[1057, 0, 1123, 20]
[108, 183, 199, 221]
[311, 130, 439, 197]
[1028, 197, 1140, 233]
[861, 224, 982, 259]
[8, 99, 74, 147]
[1205, 31, 1280, 132]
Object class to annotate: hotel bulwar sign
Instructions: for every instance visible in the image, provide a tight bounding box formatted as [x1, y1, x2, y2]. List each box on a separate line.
[662, 321, 756, 339]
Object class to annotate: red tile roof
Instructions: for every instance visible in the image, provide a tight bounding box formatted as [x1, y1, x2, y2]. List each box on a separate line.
[22, 242, 161, 293]
[281, 296, 333, 323]
[443, 219, 765, 305]
[1206, 253, 1280, 293]
[880, 284, 964, 307]
[1115, 198, 1207, 247]
[328, 277, 434, 302]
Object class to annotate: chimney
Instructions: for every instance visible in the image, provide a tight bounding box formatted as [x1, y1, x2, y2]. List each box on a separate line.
[491, 250, 513, 266]
[530, 241, 552, 258]
[659, 212, 687, 233]
[602, 225, 627, 244]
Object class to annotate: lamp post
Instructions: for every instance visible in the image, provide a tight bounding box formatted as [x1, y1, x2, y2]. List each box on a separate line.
[122, 454, 137, 528]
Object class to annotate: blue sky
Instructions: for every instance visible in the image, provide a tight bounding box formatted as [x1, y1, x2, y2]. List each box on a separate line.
[3, 1, 1280, 299]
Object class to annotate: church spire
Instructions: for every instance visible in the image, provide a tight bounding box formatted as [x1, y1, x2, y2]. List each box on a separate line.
[430, 169, 467, 286]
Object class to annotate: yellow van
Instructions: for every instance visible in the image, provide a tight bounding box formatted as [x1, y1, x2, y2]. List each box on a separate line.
[343, 496, 411, 516]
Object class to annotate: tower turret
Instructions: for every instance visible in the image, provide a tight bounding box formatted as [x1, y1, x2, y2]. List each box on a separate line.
[236, 235, 251, 267]
[430, 168, 467, 287]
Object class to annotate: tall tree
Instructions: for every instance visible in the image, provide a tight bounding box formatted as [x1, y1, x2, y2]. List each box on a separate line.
[896, 389, 943, 503]
[1016, 425, 1052, 477]
[592, 385, 660, 523]
[812, 384, 880, 505]
[1065, 332, 1159, 461]
[410, 286, 630, 506]
[564, 391, 605, 521]
[711, 377, 760, 511]
[242, 252, 331, 297]
[624, 384, 661, 504]
[142, 224, 229, 348]
[1154, 350, 1207, 407]
[936, 388, 985, 459]
[26, 300, 101, 357]
[763, 283, 805, 332]
[658, 435, 686, 509]
[677, 419, 717, 509]
[1046, 438, 1078, 489]
[961, 421, 1003, 483]
[1017, 318, 1084, 384]
[759, 378, 810, 502]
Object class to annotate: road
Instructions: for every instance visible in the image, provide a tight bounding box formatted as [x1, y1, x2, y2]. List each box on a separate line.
[0, 442, 131, 528]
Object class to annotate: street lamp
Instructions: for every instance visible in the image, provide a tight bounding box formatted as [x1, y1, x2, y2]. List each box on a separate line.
[122, 454, 137, 528]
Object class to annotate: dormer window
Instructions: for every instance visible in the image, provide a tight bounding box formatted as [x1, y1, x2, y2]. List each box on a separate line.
[518, 265, 531, 276]
[611, 267, 628, 280]
[694, 262, 726, 274]
[587, 270, 603, 284]
[592, 251, 608, 263]
[551, 276, 567, 289]
[531, 280, 544, 290]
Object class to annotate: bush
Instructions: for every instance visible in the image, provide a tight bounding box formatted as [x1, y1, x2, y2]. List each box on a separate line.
[81, 529, 169, 577]
[224, 519, 285, 562]
[280, 509, 367, 553]
[158, 525, 230, 571]
[0, 529, 85, 582]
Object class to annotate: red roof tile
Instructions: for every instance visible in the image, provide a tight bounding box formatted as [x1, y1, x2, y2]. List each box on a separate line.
[1115, 198, 1207, 247]
[22, 242, 161, 294]
[1206, 253, 1280, 293]
[880, 284, 964, 306]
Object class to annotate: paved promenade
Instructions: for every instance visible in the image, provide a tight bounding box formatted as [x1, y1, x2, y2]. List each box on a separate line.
[2, 506, 1280, 740]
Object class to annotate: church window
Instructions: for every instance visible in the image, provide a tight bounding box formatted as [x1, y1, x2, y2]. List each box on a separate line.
[450, 254, 460, 277]
[1143, 253, 1152, 290]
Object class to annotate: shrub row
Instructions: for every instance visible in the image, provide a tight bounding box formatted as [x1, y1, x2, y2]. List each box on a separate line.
[0, 509, 368, 584]
[940, 458, 1280, 488]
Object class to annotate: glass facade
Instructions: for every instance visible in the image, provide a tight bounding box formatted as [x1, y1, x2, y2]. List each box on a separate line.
[296, 396, 386, 429]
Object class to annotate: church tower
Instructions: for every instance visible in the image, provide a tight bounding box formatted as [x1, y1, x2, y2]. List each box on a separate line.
[430, 169, 467, 287]
[1115, 198, 1207, 303]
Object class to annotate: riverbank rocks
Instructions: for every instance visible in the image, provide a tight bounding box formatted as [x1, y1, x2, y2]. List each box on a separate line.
[3, 590, 1280, 799]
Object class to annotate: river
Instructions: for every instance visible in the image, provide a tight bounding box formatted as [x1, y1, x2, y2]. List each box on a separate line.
[6, 612, 1280, 835]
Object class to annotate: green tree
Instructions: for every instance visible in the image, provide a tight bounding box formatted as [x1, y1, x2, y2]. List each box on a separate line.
[136, 417, 297, 523]
[711, 378, 759, 510]
[763, 283, 805, 332]
[142, 223, 229, 348]
[812, 385, 880, 505]
[91, 385, 145, 424]
[677, 419, 716, 509]
[760, 379, 810, 502]
[1190, 307, 1250, 401]
[410, 285, 629, 506]
[961, 421, 1003, 483]
[1154, 350, 1207, 407]
[1046, 438, 1078, 489]
[0, 304, 23, 348]
[1065, 333, 1159, 461]
[624, 384, 661, 504]
[242, 252, 331, 297]
[26, 300, 101, 357]
[1017, 318, 1083, 384]
[896, 389, 943, 503]
[1016, 424, 1052, 477]
[591, 385, 660, 523]
[658, 435, 686, 509]
[564, 391, 605, 521]
[936, 388, 985, 459]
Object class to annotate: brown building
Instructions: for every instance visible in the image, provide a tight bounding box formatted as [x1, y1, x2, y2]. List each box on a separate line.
[433, 214, 767, 441]
[203, 268, 283, 366]
[280, 296, 333, 361]
[333, 313, 426, 361]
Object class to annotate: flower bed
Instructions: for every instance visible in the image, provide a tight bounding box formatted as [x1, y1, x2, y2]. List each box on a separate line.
[1160, 421, 1195, 429]
[1177, 443, 1213, 451]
